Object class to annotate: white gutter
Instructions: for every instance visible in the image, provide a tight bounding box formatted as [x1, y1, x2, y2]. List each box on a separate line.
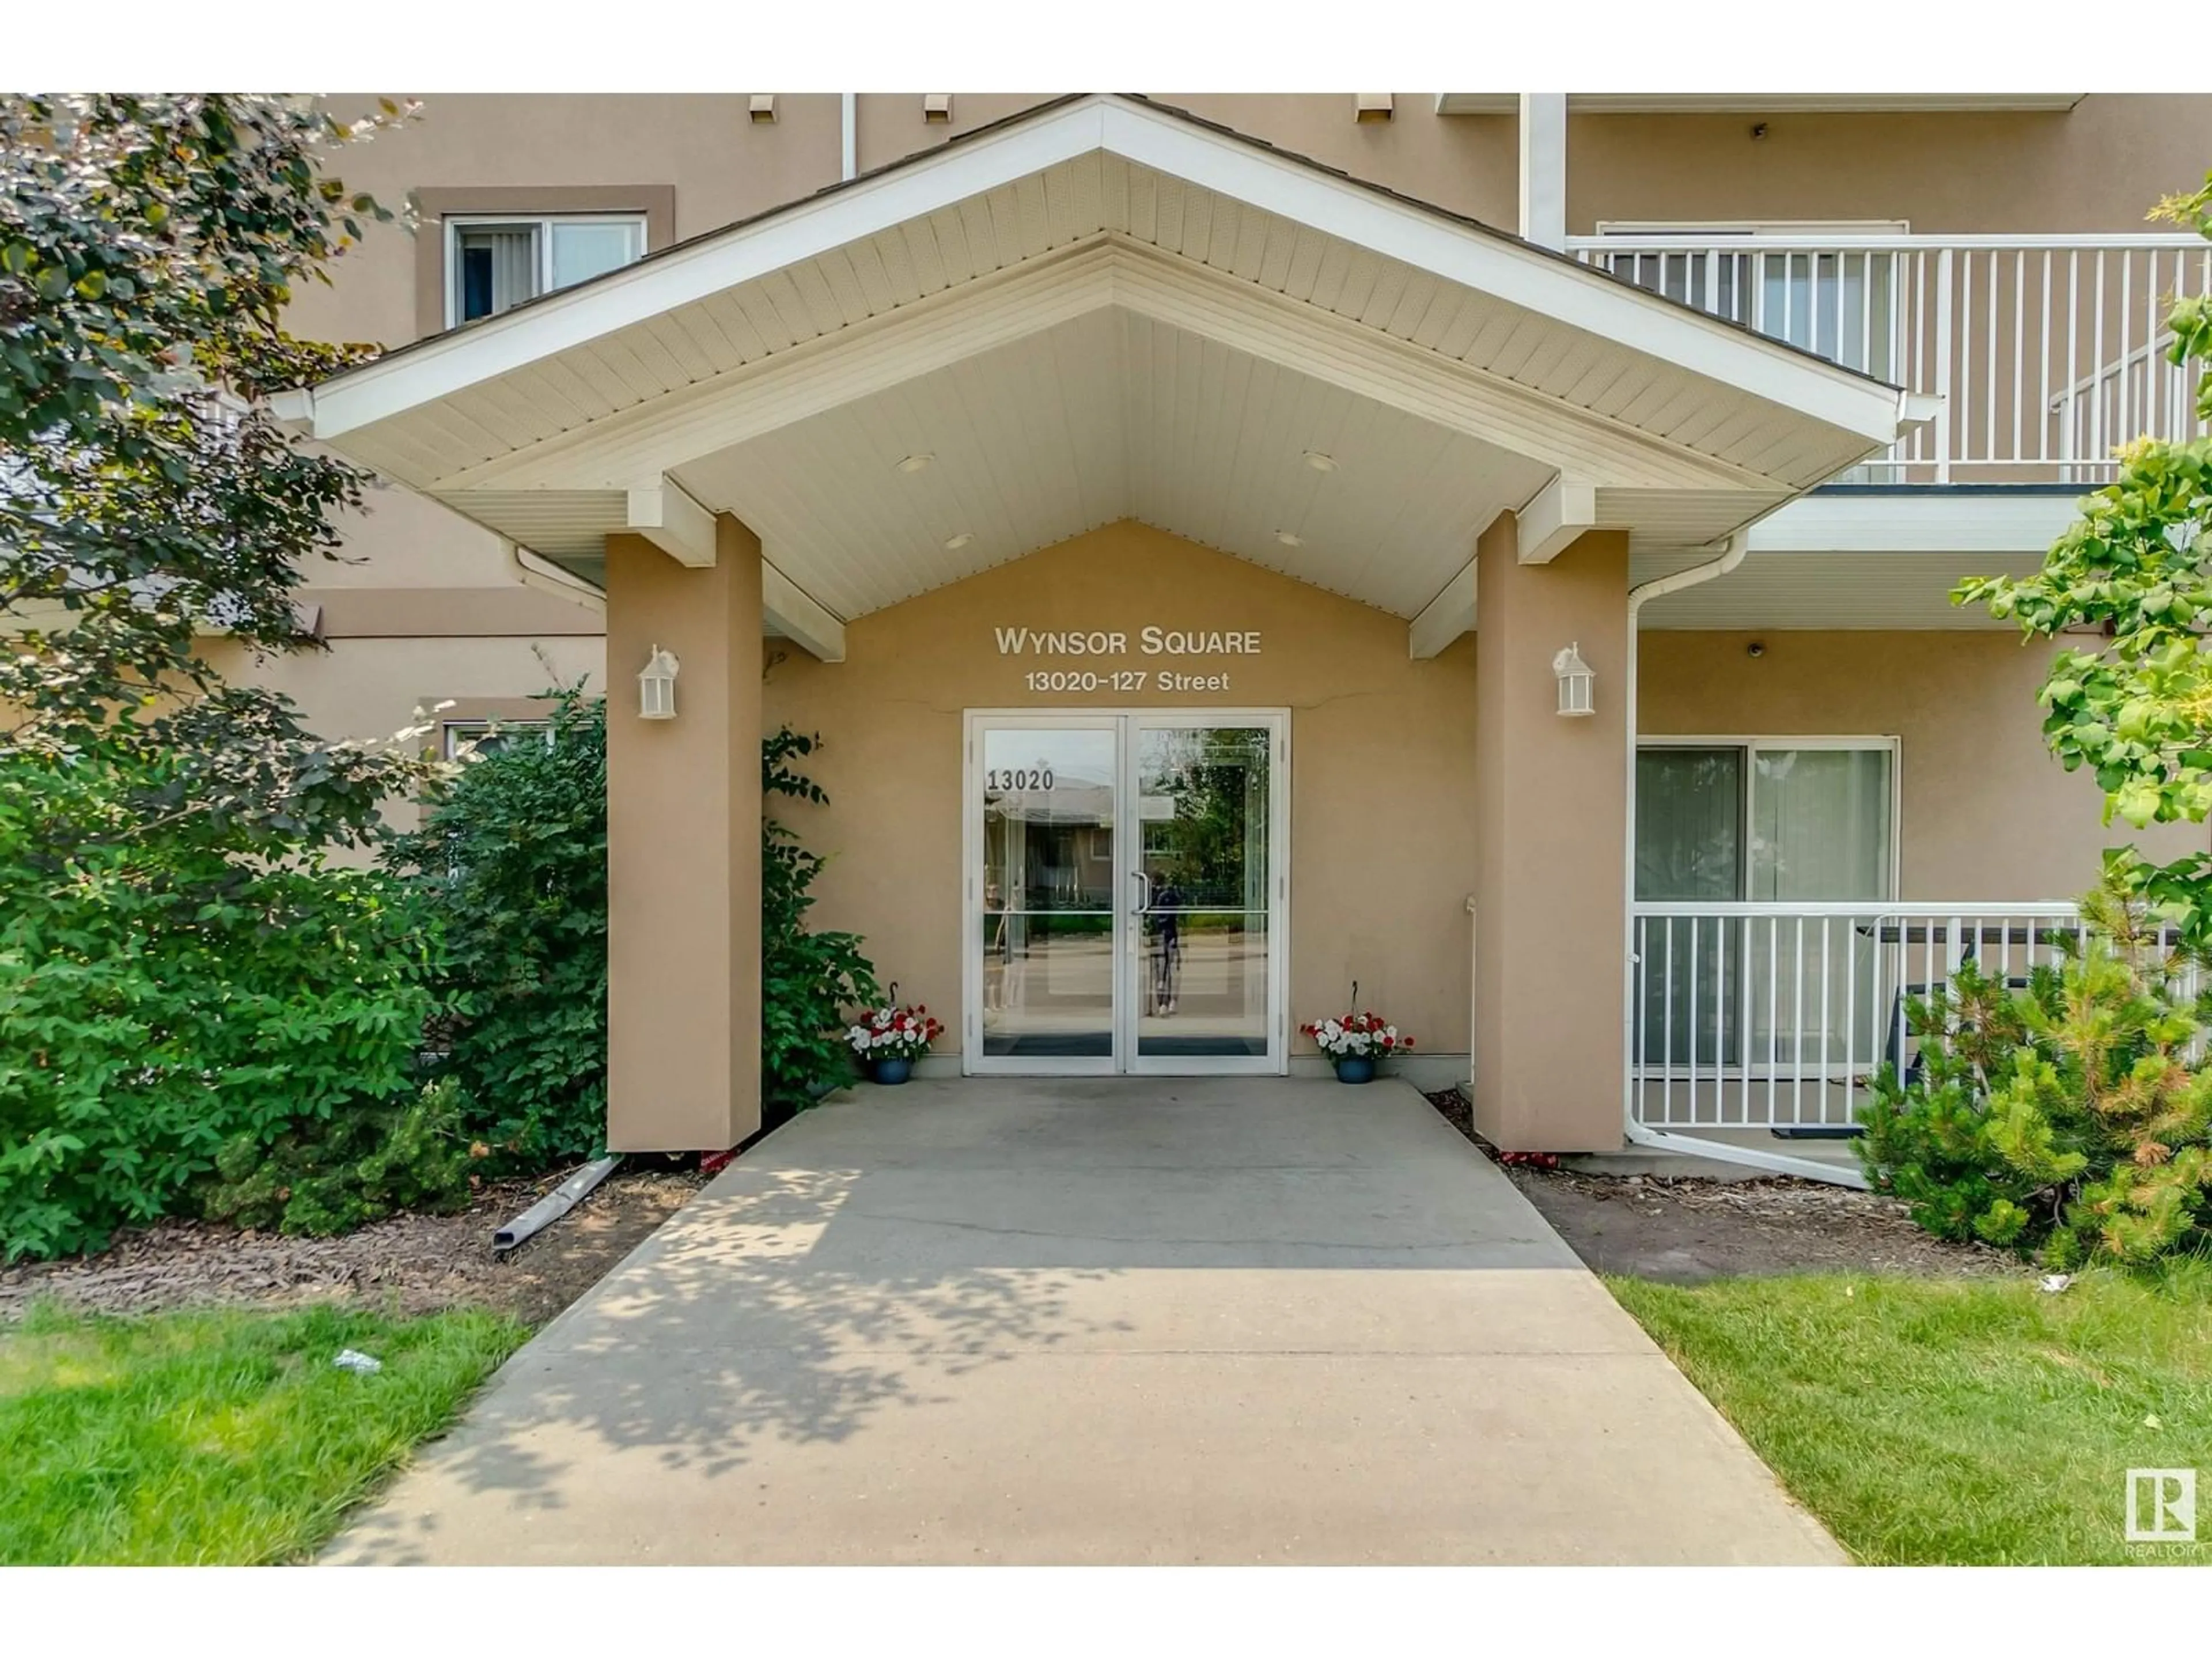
[273, 388, 605, 619]
[266, 386, 313, 432]
[1619, 531, 1870, 1188]
[841, 93, 857, 181]
[508, 542, 607, 613]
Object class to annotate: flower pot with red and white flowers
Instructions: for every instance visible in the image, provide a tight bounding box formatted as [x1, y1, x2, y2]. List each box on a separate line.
[846, 993, 944, 1085]
[1300, 1005, 1411, 1084]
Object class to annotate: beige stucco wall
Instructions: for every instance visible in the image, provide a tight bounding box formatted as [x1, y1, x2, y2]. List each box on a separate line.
[200, 631, 605, 838]
[850, 94, 2210, 239]
[1569, 97, 2212, 234]
[287, 94, 853, 350]
[1473, 523, 1631, 1153]
[288, 94, 2212, 359]
[1638, 631, 2210, 901]
[605, 522, 763, 1153]
[760, 520, 1479, 1062]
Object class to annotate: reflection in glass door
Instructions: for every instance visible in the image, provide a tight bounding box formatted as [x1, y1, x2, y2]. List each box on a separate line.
[1132, 720, 1273, 1066]
[977, 720, 1119, 1066]
[966, 711, 1286, 1075]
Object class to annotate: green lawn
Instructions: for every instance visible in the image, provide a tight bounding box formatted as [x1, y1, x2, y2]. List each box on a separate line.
[0, 1301, 525, 1565]
[1610, 1270, 2212, 1565]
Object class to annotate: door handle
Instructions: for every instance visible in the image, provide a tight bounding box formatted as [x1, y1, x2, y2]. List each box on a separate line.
[1130, 869, 1153, 915]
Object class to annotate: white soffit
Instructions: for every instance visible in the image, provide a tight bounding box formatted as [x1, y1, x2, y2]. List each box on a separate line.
[286, 94, 1906, 622]
[1748, 488, 2086, 555]
[1635, 547, 2047, 630]
[1624, 487, 2079, 629]
[297, 96, 1897, 469]
[666, 308, 1553, 622]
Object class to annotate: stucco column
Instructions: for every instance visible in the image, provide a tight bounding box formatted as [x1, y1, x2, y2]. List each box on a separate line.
[604, 514, 763, 1152]
[1472, 516, 1630, 1152]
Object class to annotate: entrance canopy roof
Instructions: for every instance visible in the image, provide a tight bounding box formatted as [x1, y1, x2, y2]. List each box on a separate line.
[279, 94, 1922, 656]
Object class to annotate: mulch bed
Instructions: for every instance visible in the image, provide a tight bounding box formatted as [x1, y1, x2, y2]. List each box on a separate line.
[1424, 1086, 2022, 1283]
[0, 1165, 709, 1327]
[9, 1089, 2022, 1323]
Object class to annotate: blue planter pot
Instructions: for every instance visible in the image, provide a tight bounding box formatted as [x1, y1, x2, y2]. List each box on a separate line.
[1332, 1055, 1377, 1085]
[870, 1056, 913, 1086]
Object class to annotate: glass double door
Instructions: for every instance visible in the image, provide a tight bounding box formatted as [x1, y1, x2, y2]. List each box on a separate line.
[965, 711, 1286, 1074]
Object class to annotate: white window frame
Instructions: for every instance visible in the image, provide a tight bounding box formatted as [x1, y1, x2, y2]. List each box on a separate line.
[444, 212, 649, 328]
[1632, 735, 1904, 1089]
[1635, 735, 1903, 903]
[441, 717, 554, 761]
[960, 707, 1291, 1079]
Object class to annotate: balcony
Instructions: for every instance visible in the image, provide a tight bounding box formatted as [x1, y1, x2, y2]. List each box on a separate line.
[1570, 233, 2212, 485]
[1626, 901, 2107, 1147]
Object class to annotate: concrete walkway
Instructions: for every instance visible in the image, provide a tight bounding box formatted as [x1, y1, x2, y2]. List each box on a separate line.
[328, 1080, 1840, 1565]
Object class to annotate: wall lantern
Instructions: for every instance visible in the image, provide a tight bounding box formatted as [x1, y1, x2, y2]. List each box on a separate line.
[1552, 642, 1594, 717]
[638, 645, 680, 720]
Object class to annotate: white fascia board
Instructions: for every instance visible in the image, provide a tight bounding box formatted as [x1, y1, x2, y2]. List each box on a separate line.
[1096, 100, 1903, 448]
[304, 101, 1118, 440]
[762, 558, 846, 663]
[1749, 490, 2086, 556]
[305, 92, 1895, 460]
[625, 478, 717, 567]
[1514, 476, 1599, 564]
[1408, 555, 1478, 658]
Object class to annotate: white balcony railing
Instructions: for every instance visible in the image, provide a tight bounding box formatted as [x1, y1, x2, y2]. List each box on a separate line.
[1570, 233, 2212, 484]
[1627, 902, 2093, 1135]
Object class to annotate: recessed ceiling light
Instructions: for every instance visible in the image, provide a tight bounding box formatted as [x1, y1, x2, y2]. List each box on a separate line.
[944, 531, 975, 551]
[895, 453, 934, 475]
[1274, 530, 1304, 547]
[1301, 450, 1337, 473]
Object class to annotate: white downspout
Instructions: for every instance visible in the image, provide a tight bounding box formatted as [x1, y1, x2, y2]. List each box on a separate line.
[840, 93, 857, 181]
[1619, 532, 1869, 1187]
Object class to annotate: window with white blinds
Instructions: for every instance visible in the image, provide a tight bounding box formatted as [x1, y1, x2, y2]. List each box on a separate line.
[1634, 739, 1897, 1069]
[446, 214, 647, 326]
[1635, 740, 1896, 906]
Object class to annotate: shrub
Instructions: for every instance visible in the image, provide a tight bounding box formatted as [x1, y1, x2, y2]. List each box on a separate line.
[388, 689, 608, 1169]
[762, 729, 880, 1109]
[200, 1079, 480, 1236]
[1956, 172, 2212, 951]
[391, 709, 880, 1157]
[0, 747, 438, 1262]
[1858, 862, 2212, 1267]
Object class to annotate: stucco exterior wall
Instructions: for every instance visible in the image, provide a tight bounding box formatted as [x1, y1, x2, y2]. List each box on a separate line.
[850, 94, 2211, 240]
[1637, 631, 2210, 900]
[200, 631, 606, 838]
[759, 521, 1479, 1062]
[605, 522, 763, 1153]
[1567, 97, 2212, 234]
[290, 94, 2212, 360]
[286, 94, 853, 349]
[1472, 522, 1631, 1153]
